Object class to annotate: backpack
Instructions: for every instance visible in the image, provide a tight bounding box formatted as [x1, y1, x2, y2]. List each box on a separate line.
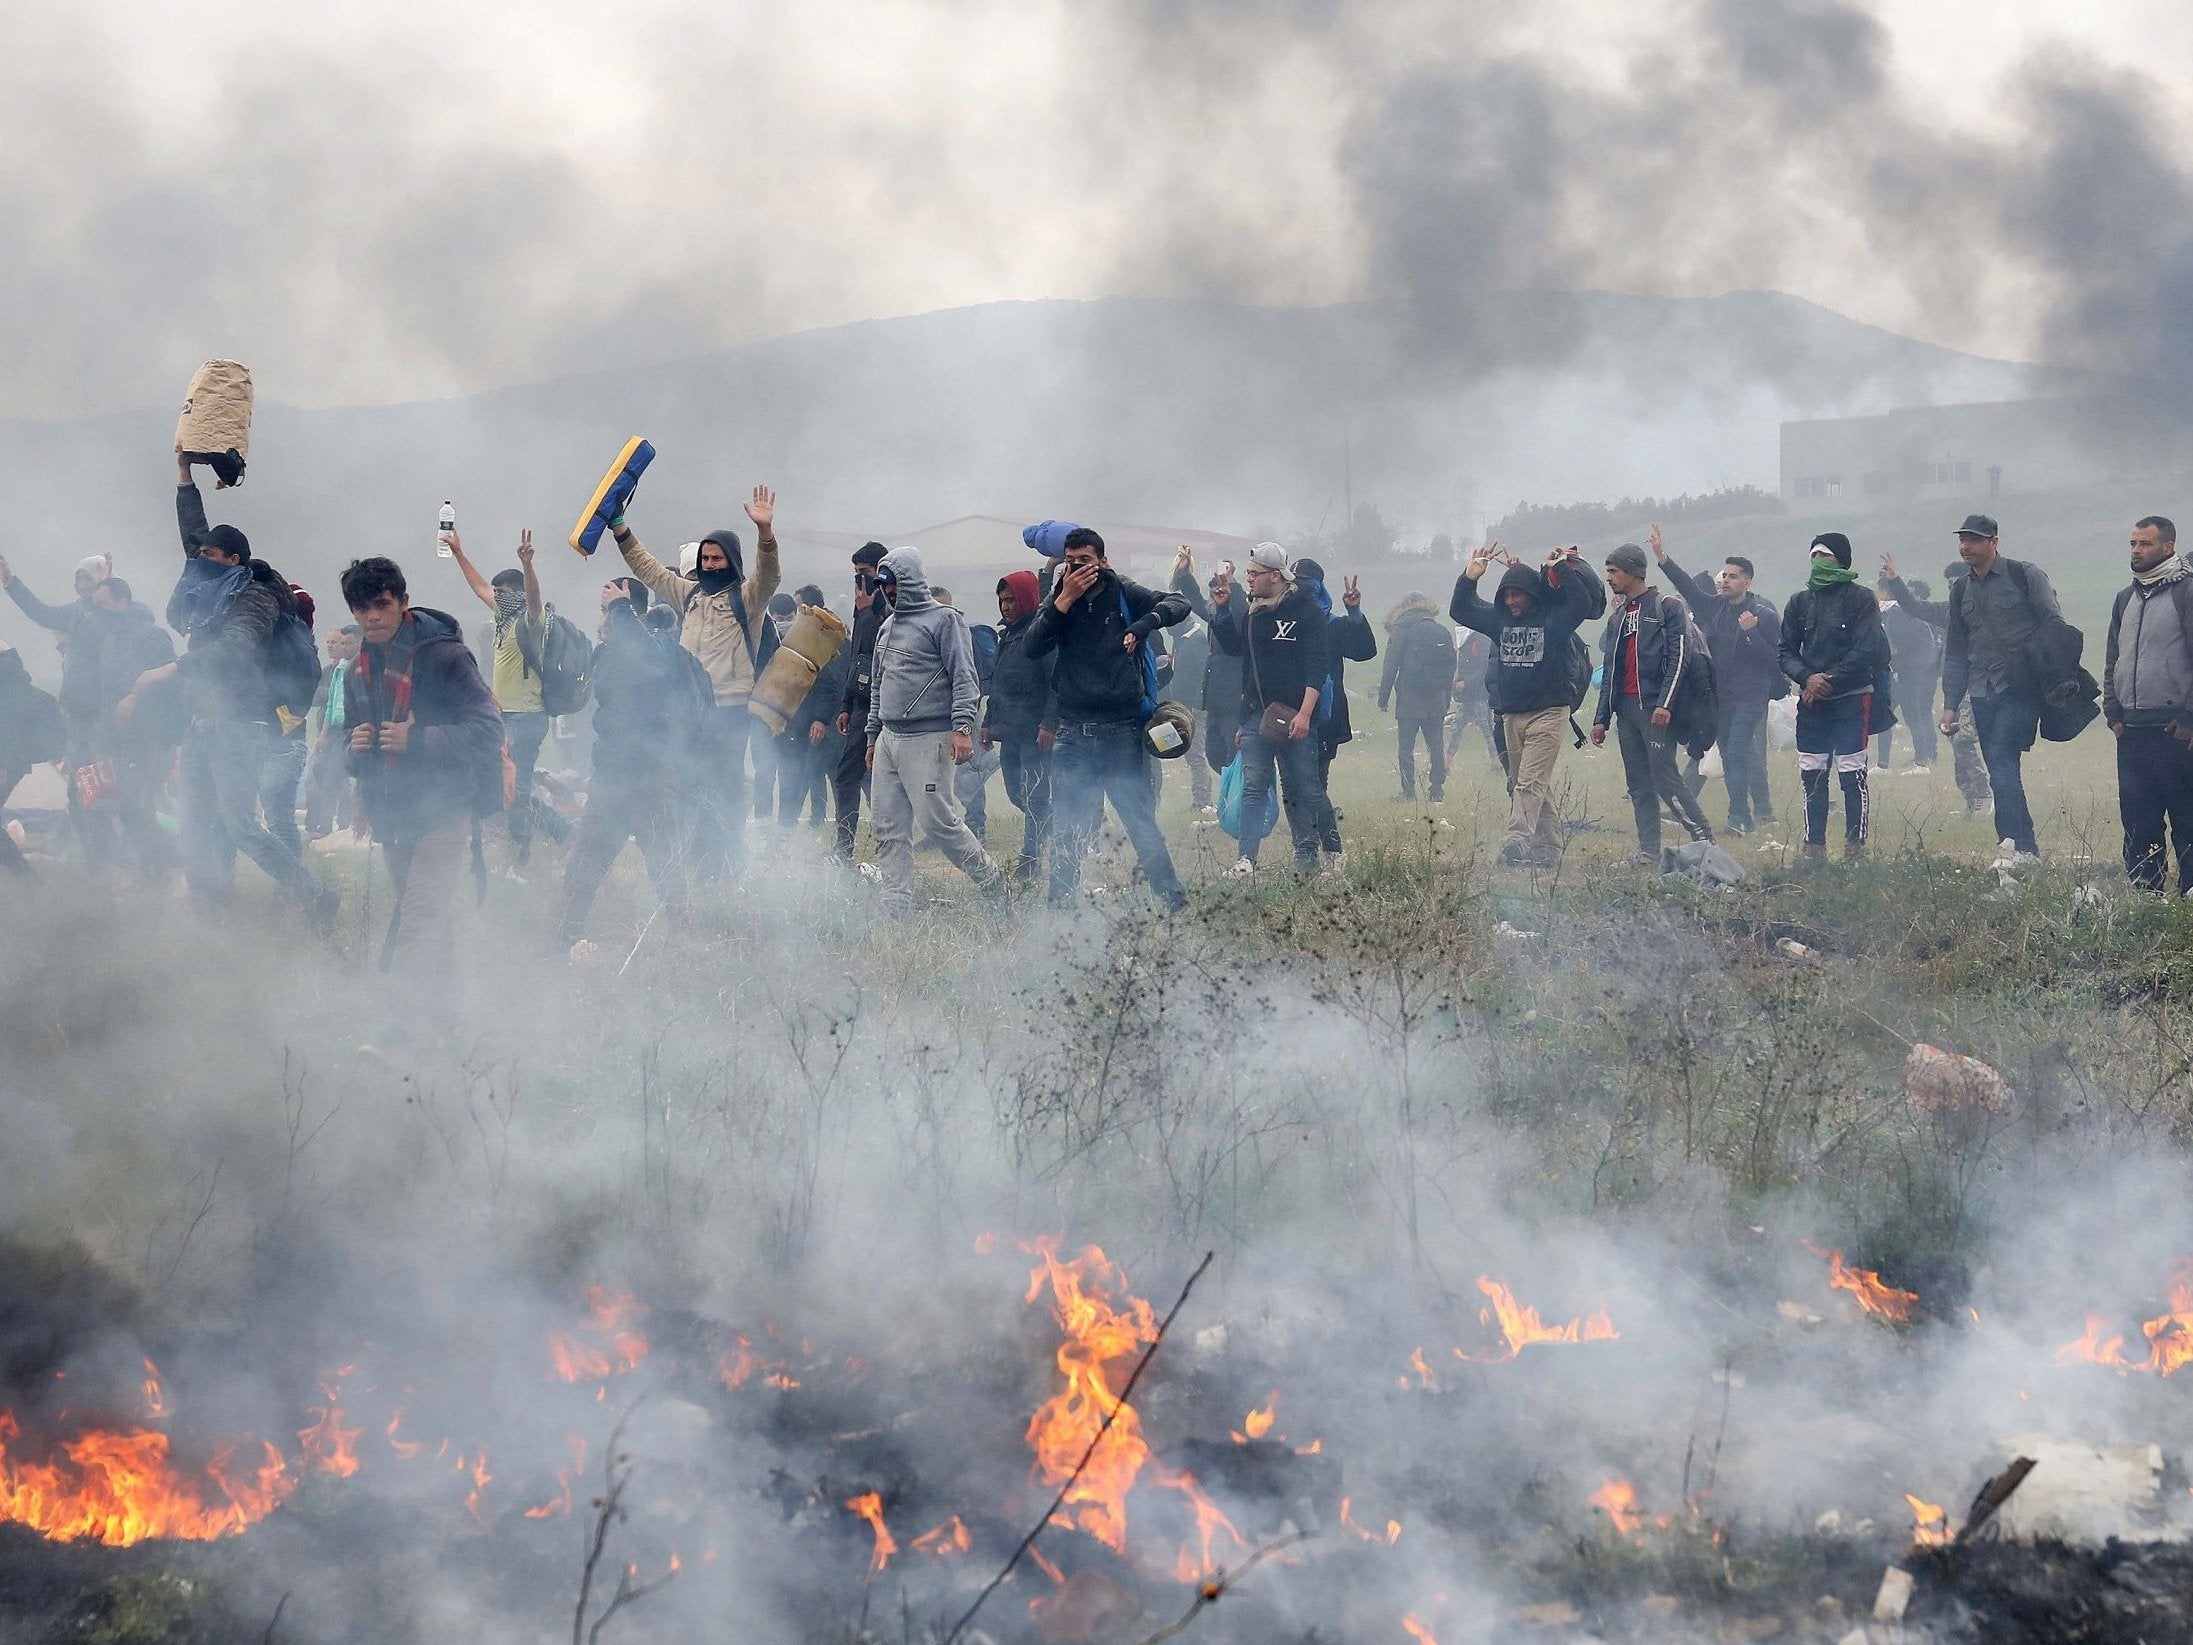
[1954, 558, 2093, 740]
[1668, 604, 1721, 758]
[663, 630, 720, 754]
[1397, 619, 1457, 696]
[535, 612, 594, 716]
[1562, 631, 1594, 710]
[263, 609, 321, 720]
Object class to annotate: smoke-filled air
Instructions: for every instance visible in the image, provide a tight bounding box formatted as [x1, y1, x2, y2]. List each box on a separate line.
[7, 1, 2193, 1642]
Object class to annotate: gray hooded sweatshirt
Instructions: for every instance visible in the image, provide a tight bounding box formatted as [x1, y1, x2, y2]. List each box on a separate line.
[866, 546, 981, 737]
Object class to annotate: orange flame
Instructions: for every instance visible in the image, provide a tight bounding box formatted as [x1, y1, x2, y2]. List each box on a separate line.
[2056, 1262, 2193, 1376]
[911, 1514, 972, 1556]
[1151, 1464, 1246, 1580]
[1804, 1243, 1920, 1322]
[523, 1434, 586, 1520]
[1339, 1496, 1400, 1545]
[717, 1335, 799, 1391]
[385, 1409, 421, 1463]
[1590, 1478, 1643, 1536]
[297, 1370, 360, 1480]
[0, 1411, 294, 1546]
[845, 1492, 898, 1573]
[551, 1289, 651, 1385]
[462, 1449, 493, 1529]
[1457, 1277, 1620, 1362]
[1906, 1494, 1950, 1548]
[1021, 1239, 1158, 1553]
[1241, 1393, 1278, 1441]
[1402, 1616, 1441, 1645]
[1386, 1519, 1402, 1544]
[140, 1361, 169, 1422]
[1406, 1347, 1439, 1390]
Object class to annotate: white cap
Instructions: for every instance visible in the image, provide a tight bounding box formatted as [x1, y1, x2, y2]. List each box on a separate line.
[1246, 542, 1290, 574]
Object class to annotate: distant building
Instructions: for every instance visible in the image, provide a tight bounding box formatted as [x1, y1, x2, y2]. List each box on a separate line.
[1780, 396, 2192, 514]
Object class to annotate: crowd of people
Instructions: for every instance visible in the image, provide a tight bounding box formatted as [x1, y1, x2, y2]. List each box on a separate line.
[3, 448, 2186, 1042]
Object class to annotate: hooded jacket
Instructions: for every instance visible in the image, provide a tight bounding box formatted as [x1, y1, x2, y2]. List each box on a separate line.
[589, 600, 703, 779]
[1379, 595, 1456, 712]
[342, 606, 504, 838]
[1658, 556, 1784, 703]
[986, 571, 1055, 743]
[1779, 580, 1888, 701]
[1170, 567, 1246, 724]
[2106, 560, 2193, 729]
[866, 549, 981, 738]
[611, 524, 781, 706]
[1211, 581, 1330, 716]
[1292, 562, 1375, 747]
[78, 603, 177, 724]
[1451, 561, 1597, 715]
[3, 579, 103, 720]
[1023, 566, 1189, 724]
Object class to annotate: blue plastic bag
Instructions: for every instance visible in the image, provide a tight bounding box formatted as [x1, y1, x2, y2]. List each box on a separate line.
[1217, 753, 1278, 841]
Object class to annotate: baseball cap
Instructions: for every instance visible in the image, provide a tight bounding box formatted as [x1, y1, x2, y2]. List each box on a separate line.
[1246, 542, 1290, 574]
[1954, 514, 1999, 539]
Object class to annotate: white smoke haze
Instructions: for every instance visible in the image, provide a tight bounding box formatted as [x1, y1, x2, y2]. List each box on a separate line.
[8, 840, 2193, 1642]
[7, 0, 2193, 1640]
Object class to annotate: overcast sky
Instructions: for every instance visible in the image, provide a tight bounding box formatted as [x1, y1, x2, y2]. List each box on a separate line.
[3, 0, 2186, 415]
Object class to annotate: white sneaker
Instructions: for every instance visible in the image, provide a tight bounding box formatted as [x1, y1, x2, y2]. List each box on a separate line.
[1320, 852, 1346, 877]
[1198, 805, 1218, 818]
[1900, 764, 1932, 776]
[1991, 839, 2041, 869]
[567, 939, 601, 965]
[1229, 857, 1256, 877]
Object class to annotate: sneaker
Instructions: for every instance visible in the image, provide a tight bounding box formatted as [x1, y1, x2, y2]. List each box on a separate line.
[1900, 764, 1932, 776]
[567, 939, 602, 965]
[1229, 857, 1256, 877]
[1725, 820, 1754, 836]
[857, 862, 884, 884]
[1992, 840, 2041, 869]
[1428, 788, 1445, 802]
[1320, 852, 1346, 878]
[1624, 851, 1657, 868]
[1197, 805, 1218, 818]
[500, 865, 528, 884]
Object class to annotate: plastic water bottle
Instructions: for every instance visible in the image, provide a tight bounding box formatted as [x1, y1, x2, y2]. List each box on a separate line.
[436, 501, 456, 557]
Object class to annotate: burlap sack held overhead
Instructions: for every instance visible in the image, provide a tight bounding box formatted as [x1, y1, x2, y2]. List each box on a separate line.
[175, 360, 254, 488]
[747, 605, 849, 735]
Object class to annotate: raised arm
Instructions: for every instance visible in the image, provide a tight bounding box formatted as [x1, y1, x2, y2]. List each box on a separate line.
[517, 529, 543, 621]
[443, 529, 497, 612]
[0, 561, 75, 632]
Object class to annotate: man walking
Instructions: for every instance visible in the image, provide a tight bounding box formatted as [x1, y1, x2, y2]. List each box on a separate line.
[1591, 542, 1715, 861]
[340, 556, 504, 1040]
[1874, 580, 1941, 772]
[1877, 554, 1991, 813]
[608, 486, 780, 878]
[1779, 533, 1889, 858]
[444, 525, 569, 874]
[1211, 543, 1332, 877]
[1933, 514, 2060, 862]
[984, 569, 1055, 882]
[863, 548, 1005, 920]
[1379, 593, 1457, 802]
[1652, 530, 1782, 833]
[832, 542, 888, 862]
[1024, 527, 1190, 910]
[1170, 552, 1245, 815]
[1452, 545, 1599, 866]
[2105, 516, 2193, 892]
[556, 579, 700, 956]
[141, 454, 332, 923]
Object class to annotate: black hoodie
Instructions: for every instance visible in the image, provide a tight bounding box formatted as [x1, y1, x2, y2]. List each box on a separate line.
[1451, 561, 1597, 714]
[342, 606, 504, 837]
[1212, 582, 1331, 716]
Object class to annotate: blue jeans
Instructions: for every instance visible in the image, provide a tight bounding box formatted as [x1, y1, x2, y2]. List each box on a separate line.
[1047, 721, 1185, 909]
[1238, 728, 1326, 868]
[1972, 689, 2042, 854]
[181, 720, 321, 906]
[1718, 698, 1772, 828]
